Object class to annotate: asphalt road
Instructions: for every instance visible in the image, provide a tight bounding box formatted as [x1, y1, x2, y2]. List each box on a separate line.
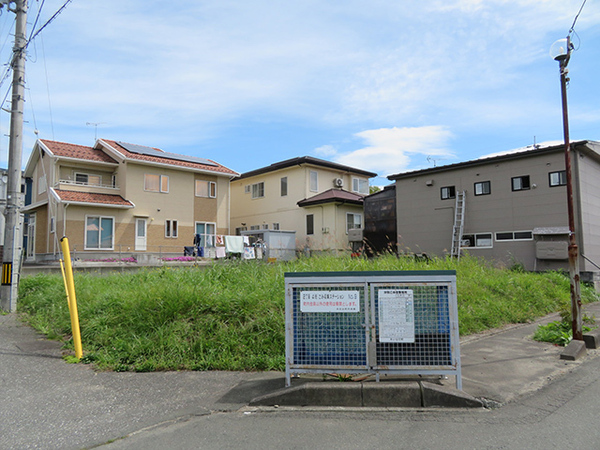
[103, 353, 600, 449]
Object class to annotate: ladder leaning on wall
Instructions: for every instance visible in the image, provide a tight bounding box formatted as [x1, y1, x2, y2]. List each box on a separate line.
[451, 191, 466, 259]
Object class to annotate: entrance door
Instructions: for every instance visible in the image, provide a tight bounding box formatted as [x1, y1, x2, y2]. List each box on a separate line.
[135, 218, 147, 251]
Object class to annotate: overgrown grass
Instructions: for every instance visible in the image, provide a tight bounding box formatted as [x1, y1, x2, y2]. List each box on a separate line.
[17, 254, 598, 372]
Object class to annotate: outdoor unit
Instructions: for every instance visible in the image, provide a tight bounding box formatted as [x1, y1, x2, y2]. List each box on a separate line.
[333, 178, 344, 187]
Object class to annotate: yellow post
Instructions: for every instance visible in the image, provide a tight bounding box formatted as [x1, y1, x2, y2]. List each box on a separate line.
[59, 259, 71, 313]
[59, 237, 83, 359]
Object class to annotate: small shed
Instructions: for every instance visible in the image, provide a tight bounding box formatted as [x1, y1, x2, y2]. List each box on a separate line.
[241, 230, 297, 261]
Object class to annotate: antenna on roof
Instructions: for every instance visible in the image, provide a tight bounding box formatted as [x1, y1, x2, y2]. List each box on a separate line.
[533, 136, 540, 149]
[86, 122, 106, 141]
[427, 155, 443, 167]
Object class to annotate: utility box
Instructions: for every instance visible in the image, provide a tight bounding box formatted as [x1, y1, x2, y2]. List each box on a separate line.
[285, 270, 462, 389]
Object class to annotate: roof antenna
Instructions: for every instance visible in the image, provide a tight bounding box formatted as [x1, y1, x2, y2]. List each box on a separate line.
[533, 136, 540, 149]
[86, 122, 105, 141]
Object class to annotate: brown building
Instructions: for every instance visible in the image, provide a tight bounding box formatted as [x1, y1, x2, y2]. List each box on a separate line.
[384, 140, 600, 280]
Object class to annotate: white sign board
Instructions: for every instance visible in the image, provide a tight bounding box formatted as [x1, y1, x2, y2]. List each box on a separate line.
[300, 290, 360, 313]
[378, 289, 415, 343]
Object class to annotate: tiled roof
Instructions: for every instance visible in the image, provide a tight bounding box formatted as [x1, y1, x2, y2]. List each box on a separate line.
[297, 188, 365, 207]
[53, 189, 134, 207]
[102, 139, 238, 175]
[40, 140, 118, 164]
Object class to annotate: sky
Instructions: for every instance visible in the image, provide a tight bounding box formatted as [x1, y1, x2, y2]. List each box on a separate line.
[0, 0, 599, 186]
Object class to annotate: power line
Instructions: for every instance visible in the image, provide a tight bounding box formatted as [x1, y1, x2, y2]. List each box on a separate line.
[569, 0, 587, 36]
[27, 0, 72, 48]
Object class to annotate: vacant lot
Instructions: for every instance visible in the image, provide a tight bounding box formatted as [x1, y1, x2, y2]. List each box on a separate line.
[17, 255, 598, 372]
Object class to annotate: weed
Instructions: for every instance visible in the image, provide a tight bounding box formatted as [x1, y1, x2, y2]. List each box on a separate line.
[17, 255, 599, 371]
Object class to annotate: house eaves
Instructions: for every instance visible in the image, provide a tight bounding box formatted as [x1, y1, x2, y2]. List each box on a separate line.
[297, 188, 365, 207]
[234, 156, 377, 181]
[21, 198, 48, 212]
[387, 140, 594, 181]
[49, 188, 135, 209]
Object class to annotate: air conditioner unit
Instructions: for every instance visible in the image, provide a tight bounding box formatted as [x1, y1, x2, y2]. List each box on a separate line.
[333, 178, 344, 187]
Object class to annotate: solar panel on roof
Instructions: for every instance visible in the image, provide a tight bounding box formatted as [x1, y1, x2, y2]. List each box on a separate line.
[117, 141, 217, 167]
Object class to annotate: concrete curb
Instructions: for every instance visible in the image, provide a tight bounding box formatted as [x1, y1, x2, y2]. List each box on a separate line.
[249, 381, 483, 408]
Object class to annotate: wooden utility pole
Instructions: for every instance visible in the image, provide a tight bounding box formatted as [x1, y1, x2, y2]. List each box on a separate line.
[0, 0, 27, 312]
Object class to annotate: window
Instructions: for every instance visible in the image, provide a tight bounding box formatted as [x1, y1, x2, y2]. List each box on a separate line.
[309, 170, 318, 192]
[38, 175, 47, 195]
[273, 223, 280, 230]
[49, 217, 55, 234]
[281, 177, 288, 196]
[306, 214, 314, 235]
[262, 224, 269, 230]
[144, 174, 169, 193]
[85, 216, 114, 250]
[165, 220, 178, 238]
[549, 170, 567, 187]
[346, 213, 362, 233]
[461, 233, 493, 248]
[244, 185, 251, 194]
[195, 180, 217, 198]
[250, 225, 260, 230]
[252, 182, 264, 199]
[195, 222, 216, 247]
[441, 186, 456, 200]
[75, 173, 102, 185]
[474, 181, 491, 196]
[512, 175, 530, 191]
[352, 178, 369, 195]
[496, 231, 533, 241]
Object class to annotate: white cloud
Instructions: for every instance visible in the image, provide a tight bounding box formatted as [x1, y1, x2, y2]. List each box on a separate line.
[334, 126, 454, 176]
[314, 145, 338, 157]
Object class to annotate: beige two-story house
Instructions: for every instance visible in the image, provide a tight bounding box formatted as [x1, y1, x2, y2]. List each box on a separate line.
[230, 156, 376, 253]
[23, 139, 237, 262]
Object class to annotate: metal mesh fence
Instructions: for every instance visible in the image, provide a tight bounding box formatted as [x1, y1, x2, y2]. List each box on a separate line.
[373, 284, 452, 367]
[292, 284, 367, 367]
[285, 272, 460, 388]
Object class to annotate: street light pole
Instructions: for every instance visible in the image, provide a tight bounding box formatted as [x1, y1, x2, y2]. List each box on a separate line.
[551, 36, 583, 342]
[0, 0, 27, 312]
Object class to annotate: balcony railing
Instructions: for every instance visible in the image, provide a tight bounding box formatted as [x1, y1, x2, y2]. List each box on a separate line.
[56, 180, 119, 190]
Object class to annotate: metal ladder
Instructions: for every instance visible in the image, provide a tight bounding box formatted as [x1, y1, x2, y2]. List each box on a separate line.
[451, 191, 466, 259]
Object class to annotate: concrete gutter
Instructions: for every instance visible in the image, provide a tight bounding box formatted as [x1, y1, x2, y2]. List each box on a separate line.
[249, 379, 483, 408]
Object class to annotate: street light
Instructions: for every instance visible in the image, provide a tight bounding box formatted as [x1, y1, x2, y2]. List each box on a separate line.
[550, 35, 583, 342]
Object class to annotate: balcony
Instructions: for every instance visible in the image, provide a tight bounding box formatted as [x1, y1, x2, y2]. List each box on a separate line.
[56, 179, 120, 195]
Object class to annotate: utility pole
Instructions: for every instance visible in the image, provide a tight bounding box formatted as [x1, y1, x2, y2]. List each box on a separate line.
[0, 0, 27, 312]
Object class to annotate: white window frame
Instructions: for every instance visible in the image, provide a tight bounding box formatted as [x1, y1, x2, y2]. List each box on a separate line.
[309, 170, 318, 192]
[38, 174, 47, 195]
[252, 182, 264, 199]
[352, 178, 369, 195]
[244, 185, 251, 194]
[273, 223, 280, 230]
[144, 174, 169, 193]
[165, 219, 179, 238]
[75, 172, 102, 186]
[49, 216, 55, 234]
[281, 177, 288, 197]
[195, 221, 216, 247]
[195, 180, 217, 198]
[461, 232, 493, 249]
[84, 215, 115, 250]
[346, 212, 362, 233]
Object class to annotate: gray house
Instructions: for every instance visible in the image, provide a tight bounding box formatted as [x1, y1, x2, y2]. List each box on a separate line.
[385, 140, 600, 281]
